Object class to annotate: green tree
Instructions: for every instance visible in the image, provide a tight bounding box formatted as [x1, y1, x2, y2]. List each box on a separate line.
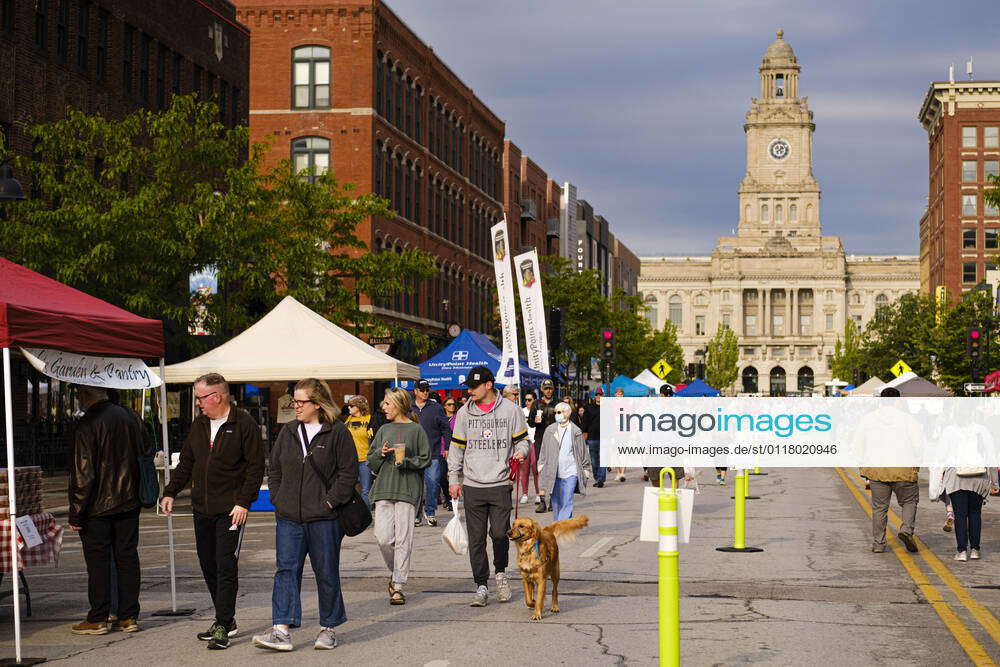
[538, 256, 609, 379]
[705, 324, 739, 392]
[646, 321, 685, 384]
[606, 289, 656, 377]
[933, 289, 997, 394]
[0, 95, 435, 357]
[856, 292, 938, 380]
[830, 319, 862, 384]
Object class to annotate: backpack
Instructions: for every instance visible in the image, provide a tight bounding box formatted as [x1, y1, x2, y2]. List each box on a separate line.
[131, 410, 159, 509]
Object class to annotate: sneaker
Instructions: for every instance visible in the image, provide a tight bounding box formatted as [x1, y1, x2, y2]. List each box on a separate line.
[871, 546, 885, 553]
[970, 548, 981, 560]
[207, 623, 230, 650]
[717, 475, 725, 485]
[594, 481, 604, 488]
[898, 532, 918, 553]
[314, 627, 337, 650]
[71, 620, 109, 635]
[496, 572, 512, 602]
[470, 585, 489, 607]
[253, 627, 293, 651]
[943, 516, 954, 532]
[520, 494, 529, 504]
[442, 501, 453, 512]
[955, 550, 968, 562]
[116, 618, 139, 633]
[198, 622, 237, 641]
[414, 515, 423, 527]
[535, 498, 547, 513]
[618, 474, 626, 482]
[426, 514, 438, 527]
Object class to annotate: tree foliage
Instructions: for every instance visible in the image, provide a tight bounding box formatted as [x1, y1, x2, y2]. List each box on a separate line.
[705, 324, 739, 391]
[830, 319, 862, 383]
[538, 256, 609, 378]
[0, 95, 435, 358]
[647, 321, 686, 384]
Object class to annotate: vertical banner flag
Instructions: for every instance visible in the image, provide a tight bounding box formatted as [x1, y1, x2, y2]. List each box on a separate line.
[491, 218, 521, 387]
[513, 249, 550, 375]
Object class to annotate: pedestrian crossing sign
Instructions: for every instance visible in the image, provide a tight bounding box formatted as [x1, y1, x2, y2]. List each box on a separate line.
[652, 359, 672, 379]
[890, 360, 911, 377]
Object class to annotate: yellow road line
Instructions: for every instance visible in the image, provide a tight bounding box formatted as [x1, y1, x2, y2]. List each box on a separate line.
[843, 468, 1000, 646]
[834, 467, 996, 666]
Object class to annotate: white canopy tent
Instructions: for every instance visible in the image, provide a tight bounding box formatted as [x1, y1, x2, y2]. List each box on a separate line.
[634, 369, 667, 391]
[161, 296, 420, 382]
[849, 376, 886, 396]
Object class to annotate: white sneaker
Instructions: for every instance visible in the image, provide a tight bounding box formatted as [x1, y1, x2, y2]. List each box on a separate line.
[496, 572, 512, 602]
[253, 627, 293, 651]
[314, 627, 337, 650]
[954, 551, 968, 562]
[470, 585, 488, 607]
[520, 494, 529, 504]
[970, 548, 981, 560]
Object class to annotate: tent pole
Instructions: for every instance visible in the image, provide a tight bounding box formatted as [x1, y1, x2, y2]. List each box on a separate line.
[159, 358, 178, 612]
[3, 348, 21, 663]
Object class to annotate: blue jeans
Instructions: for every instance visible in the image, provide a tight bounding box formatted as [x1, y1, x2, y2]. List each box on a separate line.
[424, 458, 442, 517]
[358, 460, 372, 507]
[586, 440, 605, 483]
[272, 516, 347, 628]
[551, 475, 578, 521]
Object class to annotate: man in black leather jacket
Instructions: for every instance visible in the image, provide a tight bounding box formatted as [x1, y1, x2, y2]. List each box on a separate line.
[68, 384, 144, 635]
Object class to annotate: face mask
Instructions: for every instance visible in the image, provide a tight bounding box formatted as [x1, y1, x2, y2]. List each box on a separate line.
[555, 412, 567, 424]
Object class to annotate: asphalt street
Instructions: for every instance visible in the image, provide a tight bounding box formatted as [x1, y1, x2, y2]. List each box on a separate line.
[1, 467, 999, 665]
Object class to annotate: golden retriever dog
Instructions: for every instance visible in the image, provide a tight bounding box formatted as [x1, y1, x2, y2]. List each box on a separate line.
[507, 515, 589, 620]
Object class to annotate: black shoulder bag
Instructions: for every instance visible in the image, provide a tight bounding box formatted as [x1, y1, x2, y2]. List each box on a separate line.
[302, 423, 372, 537]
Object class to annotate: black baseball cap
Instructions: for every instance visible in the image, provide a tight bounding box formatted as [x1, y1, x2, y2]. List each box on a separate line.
[415, 380, 431, 391]
[463, 366, 495, 388]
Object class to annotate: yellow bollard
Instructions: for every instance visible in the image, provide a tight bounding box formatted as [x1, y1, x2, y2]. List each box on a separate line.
[717, 469, 763, 553]
[732, 468, 759, 500]
[749, 466, 768, 476]
[657, 468, 680, 667]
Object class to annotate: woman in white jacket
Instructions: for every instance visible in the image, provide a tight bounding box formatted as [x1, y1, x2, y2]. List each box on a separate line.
[538, 402, 593, 521]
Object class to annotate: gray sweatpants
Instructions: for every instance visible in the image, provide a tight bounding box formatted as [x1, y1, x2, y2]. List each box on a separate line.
[374, 500, 417, 586]
[870, 480, 918, 549]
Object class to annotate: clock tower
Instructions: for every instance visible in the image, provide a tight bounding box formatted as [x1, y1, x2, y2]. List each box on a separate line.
[737, 30, 821, 241]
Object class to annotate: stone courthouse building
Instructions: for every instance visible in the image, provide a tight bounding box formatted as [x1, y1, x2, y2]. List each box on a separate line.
[640, 31, 919, 395]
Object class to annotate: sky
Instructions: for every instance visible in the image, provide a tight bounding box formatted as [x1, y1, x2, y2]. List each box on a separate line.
[384, 0, 1000, 257]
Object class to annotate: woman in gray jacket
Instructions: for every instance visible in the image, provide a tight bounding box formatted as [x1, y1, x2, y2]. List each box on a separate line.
[538, 402, 593, 521]
[944, 466, 999, 561]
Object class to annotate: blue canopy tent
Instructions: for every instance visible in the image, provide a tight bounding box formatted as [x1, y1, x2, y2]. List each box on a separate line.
[604, 374, 655, 397]
[674, 378, 720, 397]
[404, 329, 549, 390]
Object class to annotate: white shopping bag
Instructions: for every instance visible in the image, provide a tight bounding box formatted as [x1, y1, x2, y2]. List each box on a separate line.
[639, 487, 695, 544]
[442, 499, 468, 555]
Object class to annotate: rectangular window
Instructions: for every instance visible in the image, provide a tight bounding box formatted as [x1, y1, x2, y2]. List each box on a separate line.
[986, 229, 999, 249]
[76, 0, 89, 71]
[172, 52, 182, 96]
[851, 315, 862, 325]
[722, 312, 731, 329]
[964, 228, 978, 248]
[986, 126, 999, 149]
[139, 33, 150, 102]
[96, 9, 107, 81]
[122, 24, 134, 94]
[695, 315, 705, 336]
[963, 160, 977, 182]
[414, 86, 422, 143]
[743, 347, 756, 356]
[963, 194, 978, 216]
[963, 126, 978, 148]
[771, 347, 785, 359]
[964, 262, 978, 283]
[56, 0, 68, 63]
[986, 161, 999, 179]
[825, 313, 834, 330]
[799, 313, 812, 335]
[772, 314, 784, 336]
[35, 0, 48, 50]
[744, 314, 757, 335]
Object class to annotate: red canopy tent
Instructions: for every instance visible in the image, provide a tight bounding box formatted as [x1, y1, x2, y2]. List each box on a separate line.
[0, 258, 169, 662]
[985, 369, 1000, 394]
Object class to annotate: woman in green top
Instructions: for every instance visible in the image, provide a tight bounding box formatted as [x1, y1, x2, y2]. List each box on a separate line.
[368, 387, 429, 605]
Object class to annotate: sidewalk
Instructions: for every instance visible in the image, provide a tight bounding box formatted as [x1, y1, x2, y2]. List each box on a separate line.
[0, 468, 996, 664]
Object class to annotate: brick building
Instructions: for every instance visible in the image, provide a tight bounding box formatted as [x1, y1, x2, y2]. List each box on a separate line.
[236, 0, 511, 352]
[0, 0, 249, 163]
[918, 78, 1000, 296]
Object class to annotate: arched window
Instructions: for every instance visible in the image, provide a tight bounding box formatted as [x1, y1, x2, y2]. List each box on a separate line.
[775, 204, 783, 222]
[875, 293, 888, 307]
[404, 161, 412, 219]
[806, 203, 814, 221]
[292, 46, 330, 109]
[742, 366, 758, 393]
[775, 73, 785, 97]
[797, 366, 814, 393]
[375, 52, 384, 115]
[644, 294, 658, 329]
[761, 204, 769, 222]
[374, 141, 383, 196]
[669, 295, 683, 328]
[744, 204, 751, 223]
[789, 203, 798, 221]
[852, 293, 861, 305]
[291, 136, 329, 184]
[769, 366, 787, 397]
[394, 154, 403, 213]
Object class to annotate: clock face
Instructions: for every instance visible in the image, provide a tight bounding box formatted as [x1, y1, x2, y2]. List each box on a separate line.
[768, 138, 790, 161]
[448, 323, 461, 337]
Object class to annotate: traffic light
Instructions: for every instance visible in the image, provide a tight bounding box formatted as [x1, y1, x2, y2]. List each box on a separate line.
[967, 327, 983, 362]
[548, 306, 563, 348]
[600, 328, 615, 362]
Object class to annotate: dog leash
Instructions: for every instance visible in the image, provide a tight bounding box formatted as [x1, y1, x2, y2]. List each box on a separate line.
[509, 457, 522, 519]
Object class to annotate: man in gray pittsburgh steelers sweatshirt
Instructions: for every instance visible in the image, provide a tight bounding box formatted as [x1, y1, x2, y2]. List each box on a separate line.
[448, 365, 529, 607]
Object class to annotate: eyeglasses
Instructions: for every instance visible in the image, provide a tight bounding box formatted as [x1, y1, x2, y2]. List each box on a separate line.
[194, 391, 219, 403]
[290, 399, 313, 408]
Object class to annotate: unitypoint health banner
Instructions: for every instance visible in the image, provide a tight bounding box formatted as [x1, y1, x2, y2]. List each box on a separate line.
[491, 219, 520, 386]
[512, 249, 549, 375]
[600, 397, 1000, 468]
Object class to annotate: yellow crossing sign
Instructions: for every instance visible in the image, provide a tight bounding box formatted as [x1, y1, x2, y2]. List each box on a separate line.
[890, 360, 912, 377]
[652, 359, 672, 380]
